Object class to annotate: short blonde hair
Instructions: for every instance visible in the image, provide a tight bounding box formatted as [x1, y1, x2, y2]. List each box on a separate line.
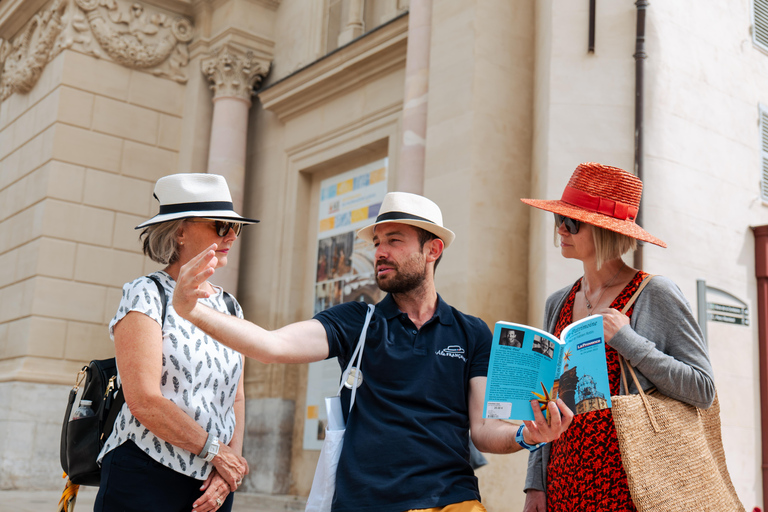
[140, 219, 185, 265]
[553, 221, 636, 269]
[592, 225, 636, 269]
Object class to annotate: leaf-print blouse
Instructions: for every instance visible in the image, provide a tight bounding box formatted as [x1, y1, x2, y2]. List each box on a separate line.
[97, 271, 244, 480]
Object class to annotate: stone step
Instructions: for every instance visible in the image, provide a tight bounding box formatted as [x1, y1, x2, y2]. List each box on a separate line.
[234, 492, 307, 511]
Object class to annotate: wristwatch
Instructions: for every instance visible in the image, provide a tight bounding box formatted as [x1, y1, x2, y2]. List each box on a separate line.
[200, 433, 220, 461]
[515, 424, 545, 452]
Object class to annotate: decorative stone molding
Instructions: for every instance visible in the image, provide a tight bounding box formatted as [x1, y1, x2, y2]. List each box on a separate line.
[0, 0, 67, 101]
[0, 0, 194, 102]
[70, 0, 193, 83]
[201, 43, 270, 103]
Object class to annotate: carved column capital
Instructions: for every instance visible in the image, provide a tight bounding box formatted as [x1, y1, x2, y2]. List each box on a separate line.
[201, 44, 270, 103]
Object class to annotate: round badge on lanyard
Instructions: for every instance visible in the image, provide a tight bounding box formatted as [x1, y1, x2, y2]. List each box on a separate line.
[343, 367, 364, 389]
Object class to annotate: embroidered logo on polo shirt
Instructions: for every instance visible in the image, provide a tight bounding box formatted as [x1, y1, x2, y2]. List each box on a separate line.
[435, 345, 467, 362]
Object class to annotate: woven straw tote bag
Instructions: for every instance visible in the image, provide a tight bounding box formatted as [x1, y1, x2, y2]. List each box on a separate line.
[610, 276, 745, 512]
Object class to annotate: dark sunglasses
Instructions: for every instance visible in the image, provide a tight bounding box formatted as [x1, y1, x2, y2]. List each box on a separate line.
[188, 219, 243, 237]
[554, 214, 581, 235]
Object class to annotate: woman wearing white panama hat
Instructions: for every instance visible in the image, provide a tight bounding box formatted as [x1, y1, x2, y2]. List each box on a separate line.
[520, 163, 715, 512]
[94, 173, 257, 512]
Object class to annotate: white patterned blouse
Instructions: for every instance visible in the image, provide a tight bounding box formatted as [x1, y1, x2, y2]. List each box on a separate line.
[97, 271, 244, 480]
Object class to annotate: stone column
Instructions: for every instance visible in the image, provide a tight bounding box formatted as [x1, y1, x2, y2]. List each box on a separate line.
[397, 0, 433, 194]
[201, 45, 269, 294]
[338, 0, 366, 46]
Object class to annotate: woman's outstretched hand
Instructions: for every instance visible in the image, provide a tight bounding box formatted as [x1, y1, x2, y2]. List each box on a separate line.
[173, 244, 218, 320]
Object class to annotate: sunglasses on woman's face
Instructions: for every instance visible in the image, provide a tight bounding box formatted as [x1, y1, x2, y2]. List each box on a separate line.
[188, 219, 243, 237]
[554, 214, 581, 235]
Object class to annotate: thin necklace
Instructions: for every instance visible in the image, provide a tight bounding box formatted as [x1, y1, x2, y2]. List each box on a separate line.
[583, 265, 624, 312]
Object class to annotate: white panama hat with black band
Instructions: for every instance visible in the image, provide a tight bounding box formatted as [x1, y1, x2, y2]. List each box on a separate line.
[135, 173, 260, 229]
[357, 191, 455, 248]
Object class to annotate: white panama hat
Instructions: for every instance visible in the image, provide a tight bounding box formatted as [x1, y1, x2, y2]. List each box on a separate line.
[135, 173, 260, 229]
[356, 192, 455, 248]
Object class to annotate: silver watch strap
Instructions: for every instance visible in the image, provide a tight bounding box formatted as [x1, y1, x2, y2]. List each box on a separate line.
[199, 431, 213, 458]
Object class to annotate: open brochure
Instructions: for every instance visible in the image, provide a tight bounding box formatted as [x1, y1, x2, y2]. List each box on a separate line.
[482, 314, 611, 422]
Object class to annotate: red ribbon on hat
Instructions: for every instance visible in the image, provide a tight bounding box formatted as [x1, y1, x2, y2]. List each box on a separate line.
[562, 185, 638, 221]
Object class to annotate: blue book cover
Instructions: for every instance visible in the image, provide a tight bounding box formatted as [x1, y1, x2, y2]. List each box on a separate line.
[482, 314, 611, 421]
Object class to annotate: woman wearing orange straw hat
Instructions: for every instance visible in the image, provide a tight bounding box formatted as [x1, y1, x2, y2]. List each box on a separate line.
[520, 163, 715, 512]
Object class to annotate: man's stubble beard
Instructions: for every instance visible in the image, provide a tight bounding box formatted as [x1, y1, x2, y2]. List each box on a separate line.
[375, 254, 428, 294]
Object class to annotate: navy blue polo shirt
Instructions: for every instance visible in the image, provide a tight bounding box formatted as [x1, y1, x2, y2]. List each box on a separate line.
[314, 294, 492, 512]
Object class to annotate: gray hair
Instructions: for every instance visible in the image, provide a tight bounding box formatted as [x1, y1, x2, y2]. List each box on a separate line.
[140, 219, 185, 265]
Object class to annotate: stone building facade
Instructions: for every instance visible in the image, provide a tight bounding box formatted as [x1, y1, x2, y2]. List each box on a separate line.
[0, 0, 766, 510]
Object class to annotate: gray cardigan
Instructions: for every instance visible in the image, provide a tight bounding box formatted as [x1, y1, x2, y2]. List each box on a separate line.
[524, 275, 716, 493]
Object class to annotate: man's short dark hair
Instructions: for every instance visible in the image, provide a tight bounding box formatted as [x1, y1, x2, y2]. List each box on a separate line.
[415, 227, 443, 273]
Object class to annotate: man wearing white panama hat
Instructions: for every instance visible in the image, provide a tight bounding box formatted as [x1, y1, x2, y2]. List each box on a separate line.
[173, 191, 573, 512]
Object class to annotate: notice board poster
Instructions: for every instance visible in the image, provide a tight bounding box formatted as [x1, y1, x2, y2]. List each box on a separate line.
[303, 159, 388, 450]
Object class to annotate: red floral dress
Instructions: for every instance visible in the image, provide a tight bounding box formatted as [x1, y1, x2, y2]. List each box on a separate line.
[546, 271, 648, 512]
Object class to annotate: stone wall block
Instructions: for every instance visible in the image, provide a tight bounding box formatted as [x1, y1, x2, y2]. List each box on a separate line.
[32, 277, 108, 323]
[241, 398, 295, 494]
[52, 124, 123, 173]
[64, 321, 113, 361]
[0, 250, 17, 290]
[0, 124, 12, 162]
[74, 245, 144, 288]
[41, 200, 115, 248]
[121, 141, 177, 181]
[4, 317, 68, 359]
[158, 114, 182, 151]
[32, 89, 60, 139]
[113, 212, 147, 252]
[16, 126, 56, 183]
[60, 50, 131, 101]
[15, 238, 77, 282]
[0, 381, 73, 489]
[93, 96, 159, 145]
[46, 161, 86, 203]
[57, 87, 95, 129]
[0, 280, 32, 324]
[83, 169, 152, 216]
[141, 257, 162, 277]
[2, 205, 38, 255]
[103, 286, 124, 325]
[129, 71, 186, 117]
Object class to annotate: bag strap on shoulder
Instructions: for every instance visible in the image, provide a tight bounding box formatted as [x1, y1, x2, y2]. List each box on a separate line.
[338, 304, 376, 413]
[222, 291, 237, 316]
[147, 274, 168, 326]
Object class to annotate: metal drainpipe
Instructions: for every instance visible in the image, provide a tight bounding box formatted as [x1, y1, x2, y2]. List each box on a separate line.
[633, 0, 648, 270]
[752, 225, 768, 503]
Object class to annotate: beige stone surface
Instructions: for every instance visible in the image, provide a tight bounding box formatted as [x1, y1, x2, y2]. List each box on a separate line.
[73, 245, 145, 288]
[14, 238, 77, 282]
[60, 50, 131, 101]
[40, 200, 115, 248]
[93, 96, 160, 145]
[128, 70, 186, 117]
[121, 140, 178, 181]
[31, 277, 108, 324]
[44, 161, 86, 202]
[3, 317, 68, 359]
[56, 86, 95, 129]
[112, 212, 149, 252]
[51, 124, 123, 174]
[158, 113, 183, 151]
[64, 320, 114, 361]
[83, 169, 153, 216]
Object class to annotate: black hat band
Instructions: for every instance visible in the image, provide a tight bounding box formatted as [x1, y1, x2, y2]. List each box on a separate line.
[159, 201, 235, 215]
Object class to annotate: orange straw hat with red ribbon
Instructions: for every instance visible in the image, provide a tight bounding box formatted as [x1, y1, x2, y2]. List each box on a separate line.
[520, 162, 666, 248]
